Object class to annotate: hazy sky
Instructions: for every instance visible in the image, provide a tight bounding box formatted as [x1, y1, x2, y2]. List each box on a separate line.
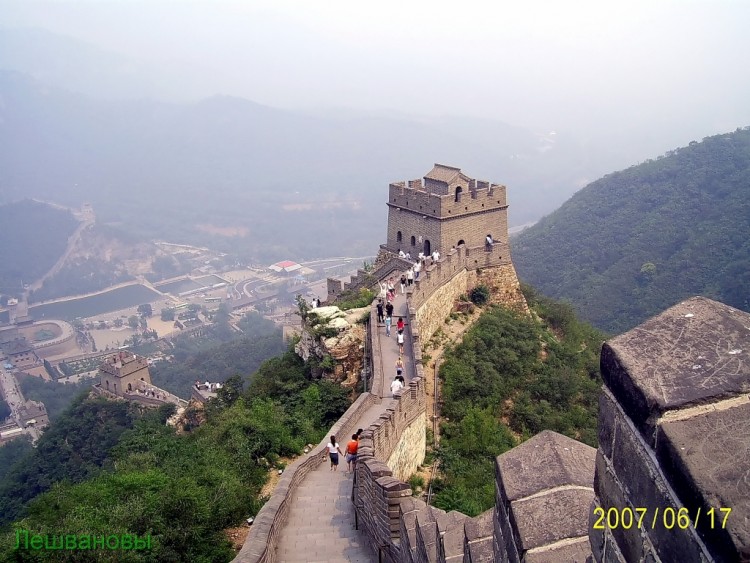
[2, 0, 749, 140]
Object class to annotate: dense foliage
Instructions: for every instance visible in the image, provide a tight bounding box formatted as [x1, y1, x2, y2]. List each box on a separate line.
[0, 200, 78, 301]
[30, 257, 134, 303]
[0, 436, 33, 483]
[0, 346, 352, 561]
[513, 128, 750, 334]
[17, 375, 91, 421]
[431, 286, 604, 516]
[0, 397, 138, 526]
[0, 396, 10, 420]
[150, 312, 287, 398]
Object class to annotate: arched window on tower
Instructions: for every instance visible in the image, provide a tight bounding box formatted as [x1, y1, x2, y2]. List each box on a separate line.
[455, 186, 463, 202]
[410, 236, 416, 246]
[457, 240, 465, 247]
[397, 231, 403, 243]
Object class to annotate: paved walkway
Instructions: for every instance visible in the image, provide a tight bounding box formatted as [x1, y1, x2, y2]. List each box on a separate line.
[274, 283, 415, 562]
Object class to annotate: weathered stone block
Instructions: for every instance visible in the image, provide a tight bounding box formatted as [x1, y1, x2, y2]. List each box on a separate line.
[497, 430, 596, 503]
[512, 487, 594, 552]
[524, 537, 591, 563]
[601, 297, 750, 445]
[657, 400, 750, 562]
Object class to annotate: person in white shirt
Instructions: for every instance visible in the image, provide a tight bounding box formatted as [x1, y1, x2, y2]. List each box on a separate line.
[390, 377, 403, 397]
[398, 249, 406, 258]
[432, 250, 440, 262]
[327, 436, 343, 471]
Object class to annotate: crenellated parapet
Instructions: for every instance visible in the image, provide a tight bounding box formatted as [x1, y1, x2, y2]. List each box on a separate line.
[386, 164, 509, 257]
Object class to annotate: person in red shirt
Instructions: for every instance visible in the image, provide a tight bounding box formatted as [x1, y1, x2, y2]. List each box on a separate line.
[346, 434, 359, 473]
[397, 317, 405, 332]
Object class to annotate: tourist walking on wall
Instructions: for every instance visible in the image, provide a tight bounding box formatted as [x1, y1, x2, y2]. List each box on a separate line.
[327, 436, 343, 471]
[390, 377, 404, 397]
[414, 261, 421, 280]
[385, 315, 392, 337]
[395, 356, 404, 377]
[379, 281, 387, 301]
[397, 331, 405, 355]
[397, 317, 405, 333]
[407, 268, 414, 286]
[387, 278, 395, 301]
[376, 299, 384, 323]
[346, 434, 359, 473]
[385, 301, 394, 319]
[400, 274, 407, 294]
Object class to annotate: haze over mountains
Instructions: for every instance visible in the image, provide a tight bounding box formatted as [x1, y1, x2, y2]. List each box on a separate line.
[2, 22, 747, 263]
[0, 66, 601, 261]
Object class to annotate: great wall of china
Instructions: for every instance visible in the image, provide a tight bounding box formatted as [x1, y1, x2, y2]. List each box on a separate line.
[233, 166, 748, 563]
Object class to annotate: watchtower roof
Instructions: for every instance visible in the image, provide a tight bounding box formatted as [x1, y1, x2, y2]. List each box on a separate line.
[424, 163, 468, 185]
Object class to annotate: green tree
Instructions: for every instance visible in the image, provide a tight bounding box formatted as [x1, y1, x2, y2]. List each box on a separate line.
[137, 303, 153, 317]
[0, 397, 10, 420]
[161, 307, 175, 321]
[216, 374, 244, 408]
[127, 315, 140, 329]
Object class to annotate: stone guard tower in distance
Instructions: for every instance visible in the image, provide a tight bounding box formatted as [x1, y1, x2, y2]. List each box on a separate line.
[384, 164, 510, 264]
[98, 350, 152, 396]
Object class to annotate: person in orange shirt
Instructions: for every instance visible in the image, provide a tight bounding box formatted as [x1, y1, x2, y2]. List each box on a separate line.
[345, 433, 359, 473]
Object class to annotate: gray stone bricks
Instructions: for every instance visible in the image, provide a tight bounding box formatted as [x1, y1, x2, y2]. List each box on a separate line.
[593, 297, 750, 562]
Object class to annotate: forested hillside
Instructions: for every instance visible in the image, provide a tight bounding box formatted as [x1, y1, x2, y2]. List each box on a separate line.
[0, 348, 351, 561]
[0, 200, 78, 301]
[512, 128, 750, 334]
[431, 286, 604, 516]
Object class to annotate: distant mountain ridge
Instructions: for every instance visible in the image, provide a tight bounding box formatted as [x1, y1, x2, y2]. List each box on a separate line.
[0, 200, 78, 300]
[512, 128, 750, 334]
[0, 61, 658, 262]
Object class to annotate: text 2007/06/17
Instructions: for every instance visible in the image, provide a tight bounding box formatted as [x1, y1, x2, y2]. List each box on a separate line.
[592, 506, 731, 531]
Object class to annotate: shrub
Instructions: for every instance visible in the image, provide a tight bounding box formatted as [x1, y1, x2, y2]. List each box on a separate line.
[408, 474, 425, 495]
[469, 285, 490, 305]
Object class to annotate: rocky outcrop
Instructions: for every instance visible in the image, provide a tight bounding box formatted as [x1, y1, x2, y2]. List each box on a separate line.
[294, 305, 368, 387]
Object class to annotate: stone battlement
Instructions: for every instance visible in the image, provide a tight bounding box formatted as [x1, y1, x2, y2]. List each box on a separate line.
[98, 350, 149, 377]
[387, 180, 507, 222]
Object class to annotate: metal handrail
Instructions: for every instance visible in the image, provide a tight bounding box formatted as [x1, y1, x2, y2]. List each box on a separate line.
[425, 357, 441, 505]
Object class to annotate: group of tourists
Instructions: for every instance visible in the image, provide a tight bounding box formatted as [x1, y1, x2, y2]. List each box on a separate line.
[326, 428, 363, 473]
[323, 249, 447, 476]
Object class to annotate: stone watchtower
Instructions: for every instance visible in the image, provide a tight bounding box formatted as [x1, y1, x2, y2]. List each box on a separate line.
[98, 350, 152, 396]
[385, 164, 509, 259]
